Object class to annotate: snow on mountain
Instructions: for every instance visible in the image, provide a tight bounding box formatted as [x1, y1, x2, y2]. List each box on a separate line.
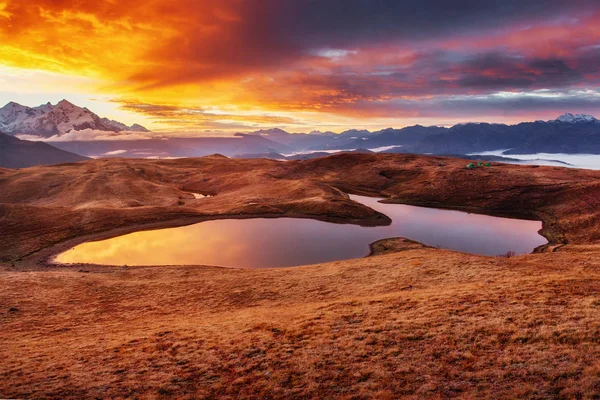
[0, 100, 149, 137]
[130, 124, 149, 132]
[100, 118, 149, 132]
[552, 113, 599, 124]
[100, 117, 129, 131]
[248, 128, 290, 136]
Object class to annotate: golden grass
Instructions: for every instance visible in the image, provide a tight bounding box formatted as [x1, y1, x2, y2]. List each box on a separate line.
[1, 154, 600, 398]
[1, 247, 599, 398]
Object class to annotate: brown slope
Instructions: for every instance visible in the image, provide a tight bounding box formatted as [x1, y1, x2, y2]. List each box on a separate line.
[0, 153, 599, 263]
[0, 153, 600, 398]
[1, 242, 599, 398]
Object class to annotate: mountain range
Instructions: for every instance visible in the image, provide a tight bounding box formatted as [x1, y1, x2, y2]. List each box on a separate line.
[48, 134, 294, 160]
[1, 99, 599, 168]
[243, 113, 600, 155]
[0, 100, 149, 137]
[246, 127, 373, 151]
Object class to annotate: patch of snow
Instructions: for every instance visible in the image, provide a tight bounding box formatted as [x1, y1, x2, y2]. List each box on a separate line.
[552, 113, 598, 124]
[282, 149, 345, 157]
[369, 145, 404, 153]
[102, 150, 128, 156]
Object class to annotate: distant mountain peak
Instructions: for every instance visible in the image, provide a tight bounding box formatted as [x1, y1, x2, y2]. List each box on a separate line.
[308, 130, 336, 136]
[554, 113, 598, 123]
[338, 129, 372, 139]
[248, 128, 290, 136]
[56, 99, 75, 107]
[0, 100, 150, 137]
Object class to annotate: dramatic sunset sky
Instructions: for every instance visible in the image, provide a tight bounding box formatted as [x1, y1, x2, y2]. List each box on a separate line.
[1, 0, 599, 133]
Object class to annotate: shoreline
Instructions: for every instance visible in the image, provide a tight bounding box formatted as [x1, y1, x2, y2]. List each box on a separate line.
[2, 153, 597, 271]
[19, 208, 394, 271]
[33, 194, 552, 272]
[2, 153, 600, 399]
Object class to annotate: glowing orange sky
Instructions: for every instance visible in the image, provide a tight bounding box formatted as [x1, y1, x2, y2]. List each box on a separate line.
[1, 0, 599, 133]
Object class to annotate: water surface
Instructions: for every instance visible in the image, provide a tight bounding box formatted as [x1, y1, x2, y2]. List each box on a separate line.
[56, 195, 546, 268]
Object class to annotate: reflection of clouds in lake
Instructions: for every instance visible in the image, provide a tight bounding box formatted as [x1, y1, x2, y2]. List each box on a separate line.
[56, 195, 546, 268]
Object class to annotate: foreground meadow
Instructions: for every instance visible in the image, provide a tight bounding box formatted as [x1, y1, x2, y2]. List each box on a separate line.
[1, 153, 599, 398]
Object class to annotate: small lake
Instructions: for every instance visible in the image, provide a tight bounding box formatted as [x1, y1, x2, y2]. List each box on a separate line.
[55, 195, 547, 268]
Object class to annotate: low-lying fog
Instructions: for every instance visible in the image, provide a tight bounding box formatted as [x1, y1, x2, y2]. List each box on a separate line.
[467, 150, 600, 170]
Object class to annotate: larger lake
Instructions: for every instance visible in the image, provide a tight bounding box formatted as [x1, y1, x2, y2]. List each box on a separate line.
[55, 195, 547, 268]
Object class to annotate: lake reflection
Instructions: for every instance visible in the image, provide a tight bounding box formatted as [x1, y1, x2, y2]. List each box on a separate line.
[55, 195, 547, 268]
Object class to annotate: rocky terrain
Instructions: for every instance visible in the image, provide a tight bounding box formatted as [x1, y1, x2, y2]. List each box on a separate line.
[1, 153, 599, 398]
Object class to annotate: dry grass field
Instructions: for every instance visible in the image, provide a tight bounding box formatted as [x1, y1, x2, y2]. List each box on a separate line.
[1, 153, 599, 398]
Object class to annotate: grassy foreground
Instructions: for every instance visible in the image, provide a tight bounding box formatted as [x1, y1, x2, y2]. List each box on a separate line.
[1, 153, 599, 398]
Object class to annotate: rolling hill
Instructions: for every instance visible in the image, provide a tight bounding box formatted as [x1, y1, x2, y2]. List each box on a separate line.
[0, 132, 89, 168]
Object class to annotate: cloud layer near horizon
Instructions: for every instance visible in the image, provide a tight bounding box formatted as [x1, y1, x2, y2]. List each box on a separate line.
[1, 0, 600, 131]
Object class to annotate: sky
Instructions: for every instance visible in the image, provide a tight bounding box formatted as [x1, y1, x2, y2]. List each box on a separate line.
[1, 0, 600, 133]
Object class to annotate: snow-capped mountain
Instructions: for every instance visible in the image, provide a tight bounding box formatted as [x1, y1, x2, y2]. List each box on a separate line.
[248, 128, 290, 137]
[0, 100, 149, 137]
[552, 113, 599, 124]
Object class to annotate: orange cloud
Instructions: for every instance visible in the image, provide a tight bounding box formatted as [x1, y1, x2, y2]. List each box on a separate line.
[1, 0, 600, 130]
[115, 100, 306, 131]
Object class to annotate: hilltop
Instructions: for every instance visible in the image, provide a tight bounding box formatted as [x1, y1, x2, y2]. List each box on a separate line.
[0, 132, 89, 168]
